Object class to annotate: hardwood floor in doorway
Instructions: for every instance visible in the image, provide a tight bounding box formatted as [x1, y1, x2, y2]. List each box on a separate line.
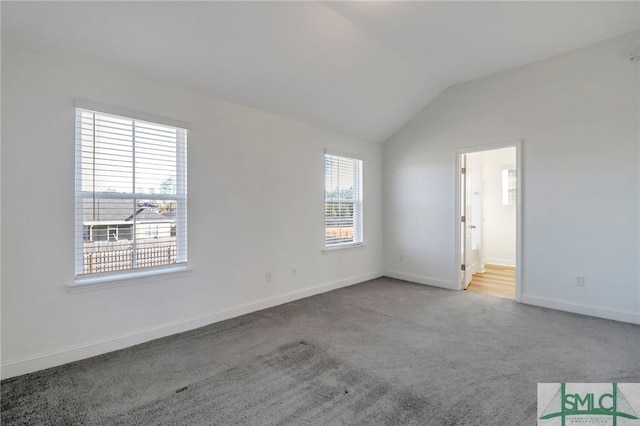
[467, 264, 515, 300]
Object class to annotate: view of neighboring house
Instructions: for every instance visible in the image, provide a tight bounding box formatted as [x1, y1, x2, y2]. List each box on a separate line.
[81, 198, 177, 274]
[82, 198, 173, 242]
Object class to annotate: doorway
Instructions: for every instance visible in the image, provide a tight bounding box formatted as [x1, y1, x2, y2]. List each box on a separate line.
[457, 142, 522, 301]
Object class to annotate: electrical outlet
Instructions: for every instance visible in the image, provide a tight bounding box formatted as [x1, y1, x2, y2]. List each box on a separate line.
[291, 268, 297, 277]
[266, 272, 272, 283]
[576, 276, 585, 287]
[399, 254, 404, 262]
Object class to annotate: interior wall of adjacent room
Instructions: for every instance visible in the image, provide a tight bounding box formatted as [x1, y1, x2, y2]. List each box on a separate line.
[481, 147, 516, 267]
[0, 44, 384, 378]
[383, 31, 640, 323]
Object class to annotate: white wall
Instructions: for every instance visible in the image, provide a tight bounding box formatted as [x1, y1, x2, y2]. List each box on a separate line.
[384, 32, 640, 324]
[1, 44, 384, 378]
[481, 148, 516, 267]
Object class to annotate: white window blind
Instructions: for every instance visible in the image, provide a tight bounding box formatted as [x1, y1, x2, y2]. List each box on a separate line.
[324, 152, 363, 248]
[75, 108, 187, 278]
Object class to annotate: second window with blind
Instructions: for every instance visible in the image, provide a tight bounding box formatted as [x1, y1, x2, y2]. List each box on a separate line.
[324, 152, 363, 249]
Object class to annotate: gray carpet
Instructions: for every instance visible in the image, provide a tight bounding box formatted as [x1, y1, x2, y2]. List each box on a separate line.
[2, 277, 639, 425]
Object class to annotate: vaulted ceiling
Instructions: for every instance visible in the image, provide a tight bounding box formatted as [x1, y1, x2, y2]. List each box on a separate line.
[2, 1, 638, 142]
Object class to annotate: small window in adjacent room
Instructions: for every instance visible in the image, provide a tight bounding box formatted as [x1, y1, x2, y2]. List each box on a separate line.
[324, 152, 363, 249]
[502, 168, 517, 206]
[75, 108, 188, 280]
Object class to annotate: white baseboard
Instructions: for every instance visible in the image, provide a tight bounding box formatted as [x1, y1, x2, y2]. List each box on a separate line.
[1, 271, 383, 380]
[486, 258, 516, 267]
[383, 271, 639, 325]
[521, 295, 640, 325]
[384, 270, 457, 290]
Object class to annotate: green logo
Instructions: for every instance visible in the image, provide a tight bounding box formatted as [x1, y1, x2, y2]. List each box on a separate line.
[538, 383, 639, 425]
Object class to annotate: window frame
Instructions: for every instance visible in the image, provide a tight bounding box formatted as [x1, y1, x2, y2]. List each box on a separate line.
[323, 150, 364, 251]
[502, 167, 517, 207]
[73, 103, 189, 285]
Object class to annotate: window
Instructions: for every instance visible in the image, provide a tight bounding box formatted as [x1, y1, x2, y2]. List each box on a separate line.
[502, 168, 517, 206]
[324, 152, 363, 248]
[75, 108, 187, 279]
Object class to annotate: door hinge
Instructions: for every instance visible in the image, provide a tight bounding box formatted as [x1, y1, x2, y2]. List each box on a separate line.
[461, 216, 466, 223]
[461, 167, 466, 174]
[461, 264, 466, 271]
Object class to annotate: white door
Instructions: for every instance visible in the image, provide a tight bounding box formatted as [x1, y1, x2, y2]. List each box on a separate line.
[461, 155, 473, 289]
[469, 153, 485, 275]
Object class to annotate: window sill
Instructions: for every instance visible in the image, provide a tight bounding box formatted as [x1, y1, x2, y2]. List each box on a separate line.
[69, 264, 191, 292]
[322, 243, 366, 254]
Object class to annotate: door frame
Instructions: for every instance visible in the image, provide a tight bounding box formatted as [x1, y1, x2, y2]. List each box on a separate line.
[455, 140, 523, 302]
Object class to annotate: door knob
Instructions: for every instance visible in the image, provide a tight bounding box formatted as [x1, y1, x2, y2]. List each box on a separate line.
[470, 225, 476, 229]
